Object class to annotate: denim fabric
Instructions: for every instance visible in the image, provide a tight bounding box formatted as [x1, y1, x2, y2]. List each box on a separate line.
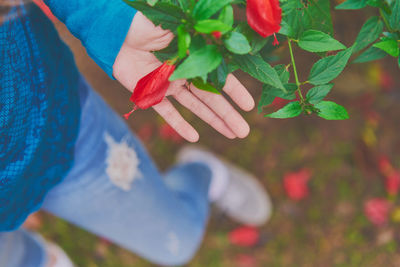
[0, 3, 81, 230]
[0, 230, 47, 267]
[43, 0, 136, 78]
[0, 81, 212, 266]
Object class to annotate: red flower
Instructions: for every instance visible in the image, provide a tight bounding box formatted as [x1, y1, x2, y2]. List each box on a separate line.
[378, 155, 394, 177]
[160, 123, 183, 143]
[212, 31, 222, 39]
[228, 226, 260, 247]
[271, 97, 290, 109]
[272, 34, 279, 46]
[364, 198, 390, 226]
[385, 172, 400, 196]
[283, 169, 312, 201]
[124, 62, 175, 119]
[246, 0, 282, 38]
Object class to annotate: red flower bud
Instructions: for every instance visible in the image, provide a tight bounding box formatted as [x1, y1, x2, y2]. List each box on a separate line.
[229, 226, 260, 247]
[246, 0, 282, 38]
[364, 198, 390, 226]
[283, 168, 312, 201]
[212, 31, 222, 39]
[124, 62, 175, 119]
[378, 154, 395, 177]
[385, 172, 400, 196]
[272, 34, 279, 46]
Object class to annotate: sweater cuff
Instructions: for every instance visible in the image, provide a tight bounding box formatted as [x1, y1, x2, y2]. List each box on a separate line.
[84, 1, 136, 79]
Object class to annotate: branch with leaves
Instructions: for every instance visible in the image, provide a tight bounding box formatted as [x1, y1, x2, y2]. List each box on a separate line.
[122, 0, 400, 121]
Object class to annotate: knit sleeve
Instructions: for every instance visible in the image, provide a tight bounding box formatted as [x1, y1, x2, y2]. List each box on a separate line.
[43, 0, 136, 78]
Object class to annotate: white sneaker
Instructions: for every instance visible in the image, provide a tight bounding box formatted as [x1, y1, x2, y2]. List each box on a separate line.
[44, 242, 74, 267]
[177, 146, 272, 226]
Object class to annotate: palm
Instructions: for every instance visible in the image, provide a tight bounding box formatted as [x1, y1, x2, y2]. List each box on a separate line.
[113, 13, 254, 142]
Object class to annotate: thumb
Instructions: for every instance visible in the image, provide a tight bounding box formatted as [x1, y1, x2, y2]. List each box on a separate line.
[125, 12, 174, 51]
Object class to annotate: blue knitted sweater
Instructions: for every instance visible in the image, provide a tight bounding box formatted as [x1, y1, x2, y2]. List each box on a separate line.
[0, 1, 135, 231]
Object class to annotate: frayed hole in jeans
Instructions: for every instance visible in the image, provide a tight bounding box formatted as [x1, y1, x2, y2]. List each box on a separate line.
[104, 133, 141, 191]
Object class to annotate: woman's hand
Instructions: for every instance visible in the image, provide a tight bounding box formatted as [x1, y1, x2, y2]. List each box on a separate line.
[113, 12, 255, 142]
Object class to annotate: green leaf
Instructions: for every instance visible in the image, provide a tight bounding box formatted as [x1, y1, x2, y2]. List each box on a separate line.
[366, 0, 387, 8]
[267, 84, 297, 100]
[192, 78, 221, 94]
[258, 92, 275, 113]
[308, 47, 353, 85]
[209, 59, 229, 90]
[274, 64, 290, 84]
[170, 45, 222, 80]
[353, 46, 387, 63]
[306, 84, 333, 104]
[146, 0, 158, 6]
[389, 0, 400, 31]
[281, 0, 333, 39]
[258, 83, 297, 113]
[298, 30, 346, 52]
[265, 102, 302, 119]
[192, 0, 233, 20]
[233, 54, 285, 90]
[177, 26, 191, 59]
[218, 5, 234, 27]
[315, 101, 349, 120]
[194, 20, 232, 34]
[153, 37, 177, 62]
[279, 20, 293, 37]
[353, 17, 383, 53]
[176, 0, 190, 10]
[123, 0, 183, 31]
[373, 39, 400, 57]
[335, 0, 367, 9]
[234, 23, 269, 54]
[224, 32, 251, 55]
[189, 35, 207, 54]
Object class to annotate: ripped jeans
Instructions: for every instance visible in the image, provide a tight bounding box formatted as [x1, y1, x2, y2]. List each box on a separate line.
[0, 79, 212, 267]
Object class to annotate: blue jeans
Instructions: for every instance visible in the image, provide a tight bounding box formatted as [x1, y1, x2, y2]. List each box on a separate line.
[0, 79, 212, 266]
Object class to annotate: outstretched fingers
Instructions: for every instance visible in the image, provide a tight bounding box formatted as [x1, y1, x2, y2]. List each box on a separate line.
[152, 99, 199, 142]
[189, 83, 251, 138]
[171, 83, 236, 139]
[223, 74, 255, 112]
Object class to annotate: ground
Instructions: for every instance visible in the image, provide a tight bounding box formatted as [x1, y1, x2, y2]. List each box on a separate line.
[27, 9, 400, 267]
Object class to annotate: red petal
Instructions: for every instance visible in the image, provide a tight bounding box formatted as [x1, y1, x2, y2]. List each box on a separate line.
[283, 169, 312, 201]
[385, 172, 400, 195]
[246, 0, 282, 38]
[129, 63, 175, 110]
[364, 198, 390, 226]
[272, 34, 279, 46]
[229, 226, 260, 247]
[123, 106, 138, 120]
[212, 31, 222, 39]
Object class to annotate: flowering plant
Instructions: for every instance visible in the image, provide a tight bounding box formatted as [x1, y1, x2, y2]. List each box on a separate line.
[123, 0, 400, 120]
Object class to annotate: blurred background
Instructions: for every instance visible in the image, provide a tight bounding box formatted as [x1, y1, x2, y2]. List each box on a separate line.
[25, 1, 400, 266]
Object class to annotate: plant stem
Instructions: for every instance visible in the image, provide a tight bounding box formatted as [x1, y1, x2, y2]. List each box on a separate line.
[379, 8, 392, 32]
[288, 39, 305, 102]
